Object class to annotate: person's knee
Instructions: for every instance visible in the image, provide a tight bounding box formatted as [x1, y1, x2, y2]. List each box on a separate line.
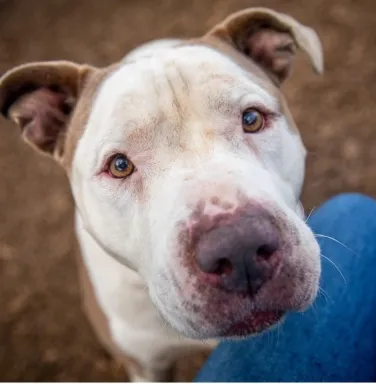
[320, 193, 376, 217]
[308, 192, 376, 239]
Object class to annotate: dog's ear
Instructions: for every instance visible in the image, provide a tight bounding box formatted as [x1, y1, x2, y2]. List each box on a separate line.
[206, 7, 323, 85]
[0, 61, 95, 158]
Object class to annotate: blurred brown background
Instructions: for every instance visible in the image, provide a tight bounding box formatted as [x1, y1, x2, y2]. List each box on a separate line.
[0, 0, 376, 381]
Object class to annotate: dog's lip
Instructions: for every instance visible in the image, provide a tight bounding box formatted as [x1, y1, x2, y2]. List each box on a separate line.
[222, 310, 285, 337]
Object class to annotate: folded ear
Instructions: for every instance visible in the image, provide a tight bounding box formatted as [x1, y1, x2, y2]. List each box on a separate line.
[206, 7, 323, 85]
[0, 61, 95, 158]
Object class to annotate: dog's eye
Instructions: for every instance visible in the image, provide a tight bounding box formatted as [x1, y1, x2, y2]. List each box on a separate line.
[242, 109, 265, 133]
[108, 154, 135, 178]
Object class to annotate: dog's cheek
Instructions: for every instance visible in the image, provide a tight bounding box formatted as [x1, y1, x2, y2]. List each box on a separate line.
[247, 117, 306, 206]
[281, 215, 321, 308]
[145, 223, 208, 335]
[277, 126, 307, 202]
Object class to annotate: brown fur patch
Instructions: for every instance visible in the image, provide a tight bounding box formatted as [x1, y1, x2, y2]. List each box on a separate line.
[0, 61, 87, 117]
[76, 248, 144, 380]
[62, 63, 119, 171]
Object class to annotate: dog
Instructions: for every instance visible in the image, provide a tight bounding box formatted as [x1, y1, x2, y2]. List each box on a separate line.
[0, 7, 323, 382]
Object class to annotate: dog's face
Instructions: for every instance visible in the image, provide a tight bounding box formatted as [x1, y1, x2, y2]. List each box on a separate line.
[0, 8, 323, 339]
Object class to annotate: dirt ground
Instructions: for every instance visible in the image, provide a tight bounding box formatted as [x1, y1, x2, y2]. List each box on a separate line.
[1, 0, 376, 381]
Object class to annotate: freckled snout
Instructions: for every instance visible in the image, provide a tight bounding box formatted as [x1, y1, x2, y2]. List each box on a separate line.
[194, 206, 281, 295]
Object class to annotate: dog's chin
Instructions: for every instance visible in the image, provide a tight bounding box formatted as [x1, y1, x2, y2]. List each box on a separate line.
[220, 310, 285, 339]
[166, 309, 286, 340]
[156, 281, 319, 340]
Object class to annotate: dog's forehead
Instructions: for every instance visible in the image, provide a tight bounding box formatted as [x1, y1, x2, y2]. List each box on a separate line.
[86, 45, 278, 145]
[102, 44, 276, 107]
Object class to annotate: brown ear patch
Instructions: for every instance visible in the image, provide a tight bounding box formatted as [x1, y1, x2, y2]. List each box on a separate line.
[8, 87, 70, 154]
[0, 61, 95, 158]
[0, 61, 86, 117]
[206, 7, 323, 85]
[246, 28, 296, 84]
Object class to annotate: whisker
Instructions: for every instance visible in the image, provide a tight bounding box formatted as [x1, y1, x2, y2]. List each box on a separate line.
[321, 253, 347, 284]
[298, 201, 305, 215]
[315, 233, 358, 256]
[277, 318, 285, 342]
[318, 286, 332, 304]
[305, 206, 316, 222]
[266, 328, 272, 349]
[276, 322, 282, 348]
[272, 327, 278, 349]
[310, 299, 318, 312]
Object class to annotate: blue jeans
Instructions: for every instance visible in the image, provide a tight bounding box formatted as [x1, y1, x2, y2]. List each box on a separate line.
[195, 193, 376, 382]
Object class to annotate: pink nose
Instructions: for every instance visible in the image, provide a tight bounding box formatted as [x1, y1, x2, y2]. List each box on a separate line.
[194, 206, 280, 294]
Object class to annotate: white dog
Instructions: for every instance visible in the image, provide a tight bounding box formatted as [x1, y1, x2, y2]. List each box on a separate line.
[0, 7, 323, 381]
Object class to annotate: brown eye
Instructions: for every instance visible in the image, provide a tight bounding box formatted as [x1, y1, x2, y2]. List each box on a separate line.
[108, 154, 134, 178]
[242, 108, 265, 133]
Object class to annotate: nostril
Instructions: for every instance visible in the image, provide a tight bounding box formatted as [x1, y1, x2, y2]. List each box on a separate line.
[256, 243, 277, 260]
[213, 258, 233, 276]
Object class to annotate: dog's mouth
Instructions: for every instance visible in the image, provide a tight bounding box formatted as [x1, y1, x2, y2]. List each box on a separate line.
[221, 310, 285, 337]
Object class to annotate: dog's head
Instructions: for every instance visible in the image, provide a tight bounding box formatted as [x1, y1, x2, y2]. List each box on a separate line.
[0, 8, 323, 339]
